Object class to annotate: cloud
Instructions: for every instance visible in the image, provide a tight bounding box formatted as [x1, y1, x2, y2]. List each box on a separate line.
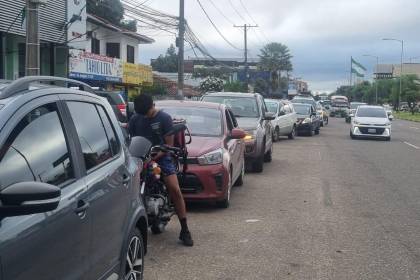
[138, 0, 420, 92]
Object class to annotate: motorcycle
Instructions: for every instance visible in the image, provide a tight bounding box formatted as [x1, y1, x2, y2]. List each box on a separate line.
[129, 123, 189, 234]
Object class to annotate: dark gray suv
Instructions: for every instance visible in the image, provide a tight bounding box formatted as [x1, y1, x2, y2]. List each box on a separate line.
[0, 77, 147, 280]
[201, 92, 275, 173]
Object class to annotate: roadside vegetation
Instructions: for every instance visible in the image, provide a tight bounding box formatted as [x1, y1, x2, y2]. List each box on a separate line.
[395, 111, 420, 122]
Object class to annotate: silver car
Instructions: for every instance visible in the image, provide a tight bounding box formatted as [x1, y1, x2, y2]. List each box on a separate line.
[350, 105, 392, 141]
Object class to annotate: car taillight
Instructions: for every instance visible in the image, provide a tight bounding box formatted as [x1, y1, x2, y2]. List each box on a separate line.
[117, 104, 127, 116]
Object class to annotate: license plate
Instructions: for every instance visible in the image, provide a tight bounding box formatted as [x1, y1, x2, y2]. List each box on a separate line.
[368, 128, 376, 133]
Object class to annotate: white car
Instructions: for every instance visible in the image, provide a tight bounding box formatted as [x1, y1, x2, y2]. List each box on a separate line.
[265, 99, 298, 141]
[350, 105, 392, 141]
[383, 105, 394, 121]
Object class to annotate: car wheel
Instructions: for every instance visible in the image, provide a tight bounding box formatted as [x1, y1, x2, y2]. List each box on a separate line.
[234, 160, 245, 186]
[217, 171, 232, 208]
[264, 144, 272, 163]
[273, 127, 280, 142]
[288, 125, 296, 139]
[350, 131, 355, 139]
[123, 228, 144, 280]
[308, 128, 314, 136]
[150, 221, 166, 235]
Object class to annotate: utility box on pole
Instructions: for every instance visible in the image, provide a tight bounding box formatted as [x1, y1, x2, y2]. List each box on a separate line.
[25, 0, 48, 76]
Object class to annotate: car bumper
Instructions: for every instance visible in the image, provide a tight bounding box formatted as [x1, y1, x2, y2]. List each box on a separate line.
[351, 125, 391, 138]
[296, 123, 312, 132]
[179, 163, 229, 202]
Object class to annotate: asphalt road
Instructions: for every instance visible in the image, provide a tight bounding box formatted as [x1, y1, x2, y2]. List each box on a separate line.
[144, 118, 420, 280]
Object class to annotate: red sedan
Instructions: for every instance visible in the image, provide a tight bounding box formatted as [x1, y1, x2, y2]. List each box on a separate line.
[157, 100, 246, 208]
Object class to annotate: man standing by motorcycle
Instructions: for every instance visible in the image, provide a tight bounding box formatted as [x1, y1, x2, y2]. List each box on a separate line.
[128, 94, 194, 247]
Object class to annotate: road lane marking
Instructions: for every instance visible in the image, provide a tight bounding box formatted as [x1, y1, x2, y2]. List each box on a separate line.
[403, 141, 420, 150]
[245, 219, 260, 223]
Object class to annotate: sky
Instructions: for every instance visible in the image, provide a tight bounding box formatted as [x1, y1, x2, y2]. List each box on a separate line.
[136, 0, 420, 93]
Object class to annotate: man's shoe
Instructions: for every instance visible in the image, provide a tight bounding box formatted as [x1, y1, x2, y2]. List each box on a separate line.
[179, 230, 194, 247]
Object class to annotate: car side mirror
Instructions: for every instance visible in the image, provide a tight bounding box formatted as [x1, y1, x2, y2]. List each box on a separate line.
[264, 112, 276, 120]
[230, 128, 246, 139]
[278, 111, 286, 116]
[389, 115, 394, 121]
[0, 182, 61, 217]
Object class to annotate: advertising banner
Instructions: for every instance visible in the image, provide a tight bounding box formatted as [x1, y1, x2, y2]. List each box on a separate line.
[69, 49, 123, 82]
[123, 63, 153, 85]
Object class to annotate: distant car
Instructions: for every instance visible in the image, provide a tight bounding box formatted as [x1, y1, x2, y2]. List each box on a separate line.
[0, 76, 147, 280]
[201, 92, 275, 173]
[350, 105, 392, 141]
[293, 103, 321, 136]
[315, 101, 326, 126]
[96, 90, 127, 122]
[157, 100, 246, 208]
[265, 99, 297, 141]
[291, 96, 317, 109]
[383, 105, 394, 121]
[346, 102, 367, 123]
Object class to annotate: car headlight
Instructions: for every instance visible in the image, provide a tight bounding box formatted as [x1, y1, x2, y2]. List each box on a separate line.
[302, 118, 311, 124]
[197, 148, 223, 165]
[244, 130, 257, 142]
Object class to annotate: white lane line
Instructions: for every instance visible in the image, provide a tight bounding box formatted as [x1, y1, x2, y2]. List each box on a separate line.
[409, 126, 420, 130]
[404, 141, 420, 150]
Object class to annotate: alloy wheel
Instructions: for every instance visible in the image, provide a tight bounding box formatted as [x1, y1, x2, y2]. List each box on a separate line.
[125, 236, 144, 280]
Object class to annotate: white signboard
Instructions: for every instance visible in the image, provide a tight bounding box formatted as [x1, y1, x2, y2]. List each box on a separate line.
[67, 0, 87, 50]
[69, 49, 123, 82]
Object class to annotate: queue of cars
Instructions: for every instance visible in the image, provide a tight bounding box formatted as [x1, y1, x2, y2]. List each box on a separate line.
[0, 77, 328, 280]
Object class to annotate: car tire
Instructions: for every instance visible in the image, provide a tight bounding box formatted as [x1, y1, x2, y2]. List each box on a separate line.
[350, 131, 355, 139]
[264, 144, 272, 163]
[253, 153, 264, 173]
[308, 128, 314, 137]
[234, 160, 245, 187]
[151, 221, 166, 235]
[273, 127, 280, 142]
[122, 227, 144, 280]
[288, 125, 296, 139]
[217, 171, 232, 208]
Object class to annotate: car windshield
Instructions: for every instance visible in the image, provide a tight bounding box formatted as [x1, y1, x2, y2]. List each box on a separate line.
[292, 98, 316, 107]
[202, 96, 259, 118]
[356, 107, 387, 118]
[161, 107, 222, 137]
[293, 104, 311, 115]
[350, 103, 365, 109]
[265, 101, 278, 113]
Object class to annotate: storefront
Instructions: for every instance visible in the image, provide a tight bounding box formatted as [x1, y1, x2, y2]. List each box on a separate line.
[69, 49, 153, 100]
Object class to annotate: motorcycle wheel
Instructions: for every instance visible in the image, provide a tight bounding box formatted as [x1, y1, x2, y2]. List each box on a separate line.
[151, 221, 167, 235]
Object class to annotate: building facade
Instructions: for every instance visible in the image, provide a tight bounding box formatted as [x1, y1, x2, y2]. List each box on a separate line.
[375, 63, 420, 79]
[68, 12, 154, 98]
[0, 0, 68, 79]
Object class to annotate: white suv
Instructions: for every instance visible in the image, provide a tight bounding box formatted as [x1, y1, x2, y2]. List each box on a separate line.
[350, 105, 392, 141]
[265, 99, 298, 141]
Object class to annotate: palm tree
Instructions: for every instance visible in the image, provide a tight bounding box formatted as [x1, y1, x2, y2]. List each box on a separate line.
[258, 43, 293, 94]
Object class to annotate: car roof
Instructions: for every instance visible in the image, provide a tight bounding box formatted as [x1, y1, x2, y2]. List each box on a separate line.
[293, 103, 312, 107]
[202, 92, 258, 98]
[358, 105, 384, 109]
[156, 100, 223, 110]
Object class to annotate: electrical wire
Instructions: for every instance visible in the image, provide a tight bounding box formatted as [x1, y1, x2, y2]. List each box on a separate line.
[238, 0, 269, 42]
[206, 0, 235, 26]
[196, 0, 242, 51]
[228, 0, 247, 23]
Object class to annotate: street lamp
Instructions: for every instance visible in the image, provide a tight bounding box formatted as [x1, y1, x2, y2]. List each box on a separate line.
[363, 54, 379, 104]
[383, 38, 404, 110]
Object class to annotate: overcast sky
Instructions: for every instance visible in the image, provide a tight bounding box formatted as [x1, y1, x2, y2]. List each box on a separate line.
[137, 0, 420, 92]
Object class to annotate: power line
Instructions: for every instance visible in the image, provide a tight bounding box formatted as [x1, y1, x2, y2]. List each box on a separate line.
[206, 0, 235, 26]
[196, 0, 242, 51]
[228, 0, 247, 23]
[238, 0, 270, 43]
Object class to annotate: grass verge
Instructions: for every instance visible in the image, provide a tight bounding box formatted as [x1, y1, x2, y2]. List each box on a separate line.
[395, 112, 420, 122]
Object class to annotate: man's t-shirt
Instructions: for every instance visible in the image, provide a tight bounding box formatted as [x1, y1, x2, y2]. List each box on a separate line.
[128, 110, 173, 146]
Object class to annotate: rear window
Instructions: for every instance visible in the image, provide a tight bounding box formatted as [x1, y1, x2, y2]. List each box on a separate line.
[265, 102, 279, 113]
[97, 92, 125, 105]
[202, 96, 259, 118]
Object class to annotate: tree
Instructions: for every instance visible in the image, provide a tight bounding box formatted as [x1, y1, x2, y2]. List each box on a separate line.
[224, 81, 247, 92]
[87, 0, 137, 32]
[258, 43, 293, 94]
[151, 45, 178, 72]
[200, 77, 224, 93]
[254, 78, 269, 95]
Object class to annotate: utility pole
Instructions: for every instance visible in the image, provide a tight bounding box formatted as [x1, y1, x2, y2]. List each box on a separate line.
[234, 24, 258, 90]
[26, 0, 46, 76]
[177, 0, 185, 100]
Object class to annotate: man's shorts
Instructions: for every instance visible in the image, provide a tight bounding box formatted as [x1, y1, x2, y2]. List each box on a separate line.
[157, 155, 177, 176]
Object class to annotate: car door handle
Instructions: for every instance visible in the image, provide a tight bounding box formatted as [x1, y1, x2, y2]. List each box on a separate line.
[75, 200, 90, 216]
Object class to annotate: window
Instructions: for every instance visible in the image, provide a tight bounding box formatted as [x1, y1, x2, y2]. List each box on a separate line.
[91, 38, 100, 55]
[18, 43, 25, 78]
[67, 102, 112, 171]
[227, 109, 238, 128]
[283, 105, 291, 114]
[225, 110, 234, 131]
[0, 104, 74, 189]
[97, 105, 120, 155]
[106, 43, 120, 58]
[127, 45, 135, 63]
